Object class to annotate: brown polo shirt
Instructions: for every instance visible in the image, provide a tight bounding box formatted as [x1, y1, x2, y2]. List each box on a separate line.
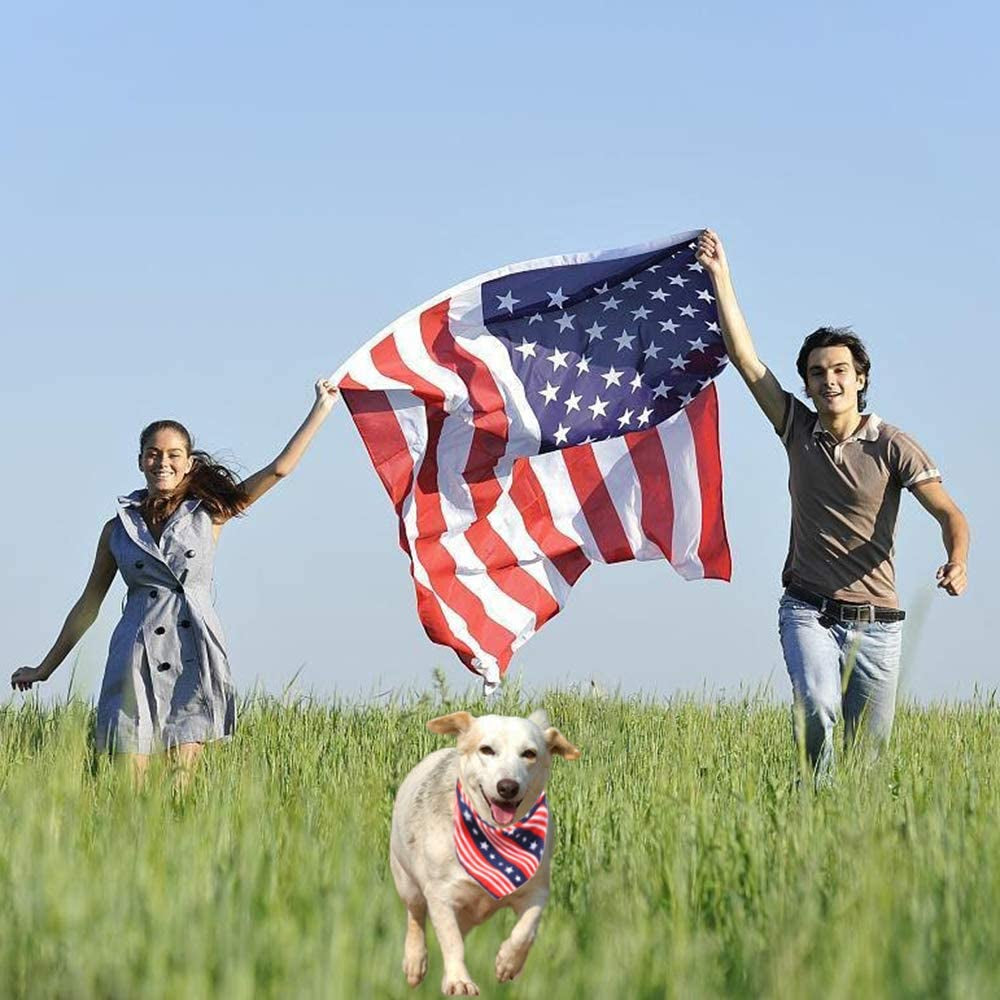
[778, 393, 940, 608]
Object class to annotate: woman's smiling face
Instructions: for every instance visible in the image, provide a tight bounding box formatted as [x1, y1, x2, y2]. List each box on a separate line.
[139, 428, 194, 496]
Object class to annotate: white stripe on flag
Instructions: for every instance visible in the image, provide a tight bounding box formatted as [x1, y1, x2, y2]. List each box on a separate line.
[658, 411, 705, 579]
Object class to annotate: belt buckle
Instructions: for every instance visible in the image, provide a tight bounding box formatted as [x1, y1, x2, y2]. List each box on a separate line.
[837, 602, 875, 624]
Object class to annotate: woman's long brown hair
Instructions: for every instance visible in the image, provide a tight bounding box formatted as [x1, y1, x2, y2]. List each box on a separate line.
[139, 420, 250, 526]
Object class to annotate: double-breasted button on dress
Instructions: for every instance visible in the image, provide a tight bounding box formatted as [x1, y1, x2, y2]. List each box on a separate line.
[95, 490, 236, 753]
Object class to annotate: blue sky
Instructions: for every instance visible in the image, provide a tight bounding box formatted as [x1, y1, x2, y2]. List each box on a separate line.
[3, 1, 997, 703]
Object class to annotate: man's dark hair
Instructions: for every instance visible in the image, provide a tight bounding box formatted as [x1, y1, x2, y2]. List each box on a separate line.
[795, 326, 872, 411]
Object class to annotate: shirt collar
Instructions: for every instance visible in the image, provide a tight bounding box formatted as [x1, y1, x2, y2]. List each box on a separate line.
[811, 412, 882, 443]
[117, 489, 147, 508]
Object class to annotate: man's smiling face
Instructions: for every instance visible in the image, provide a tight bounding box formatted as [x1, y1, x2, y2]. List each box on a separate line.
[805, 345, 866, 419]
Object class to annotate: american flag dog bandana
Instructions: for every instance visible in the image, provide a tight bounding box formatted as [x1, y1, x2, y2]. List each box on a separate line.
[453, 780, 549, 899]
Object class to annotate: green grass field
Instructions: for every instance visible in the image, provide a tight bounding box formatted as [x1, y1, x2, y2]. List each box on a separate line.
[1, 681, 997, 999]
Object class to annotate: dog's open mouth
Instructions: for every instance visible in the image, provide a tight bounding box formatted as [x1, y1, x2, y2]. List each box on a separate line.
[481, 785, 522, 826]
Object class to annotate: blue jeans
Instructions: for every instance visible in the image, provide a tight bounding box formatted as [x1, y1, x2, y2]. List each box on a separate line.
[778, 593, 903, 784]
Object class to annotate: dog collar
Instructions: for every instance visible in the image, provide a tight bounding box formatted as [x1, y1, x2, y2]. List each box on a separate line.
[453, 780, 548, 899]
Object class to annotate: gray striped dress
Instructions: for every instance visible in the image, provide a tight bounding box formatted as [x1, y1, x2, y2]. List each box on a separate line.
[95, 490, 236, 753]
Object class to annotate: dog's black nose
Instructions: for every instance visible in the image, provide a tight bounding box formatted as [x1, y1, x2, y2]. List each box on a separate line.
[497, 779, 520, 800]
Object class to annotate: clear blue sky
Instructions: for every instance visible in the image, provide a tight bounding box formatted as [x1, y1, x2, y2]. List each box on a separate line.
[3, 1, 997, 703]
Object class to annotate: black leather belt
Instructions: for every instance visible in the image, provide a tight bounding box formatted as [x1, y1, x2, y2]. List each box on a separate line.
[785, 584, 906, 623]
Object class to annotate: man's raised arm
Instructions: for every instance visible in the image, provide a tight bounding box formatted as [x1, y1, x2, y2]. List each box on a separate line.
[697, 230, 787, 432]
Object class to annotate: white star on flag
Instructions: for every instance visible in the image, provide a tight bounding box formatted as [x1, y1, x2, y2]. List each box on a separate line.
[548, 348, 570, 370]
[497, 290, 519, 313]
[588, 395, 609, 418]
[601, 366, 624, 388]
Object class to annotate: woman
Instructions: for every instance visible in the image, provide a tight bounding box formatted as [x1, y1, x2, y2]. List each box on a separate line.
[11, 378, 339, 781]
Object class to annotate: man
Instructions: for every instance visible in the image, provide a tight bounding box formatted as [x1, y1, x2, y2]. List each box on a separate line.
[696, 229, 969, 781]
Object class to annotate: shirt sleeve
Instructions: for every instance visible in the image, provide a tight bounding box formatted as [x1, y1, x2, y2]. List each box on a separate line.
[889, 429, 941, 489]
[778, 392, 809, 447]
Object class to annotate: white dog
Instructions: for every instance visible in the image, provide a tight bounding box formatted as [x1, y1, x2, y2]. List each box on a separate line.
[390, 709, 580, 996]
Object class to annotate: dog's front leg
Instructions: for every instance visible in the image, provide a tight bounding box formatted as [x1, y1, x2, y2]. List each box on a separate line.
[402, 900, 428, 987]
[495, 888, 547, 982]
[426, 896, 479, 996]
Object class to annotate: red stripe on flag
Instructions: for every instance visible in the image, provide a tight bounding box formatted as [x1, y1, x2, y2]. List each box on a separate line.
[508, 459, 590, 586]
[625, 427, 675, 561]
[339, 377, 480, 666]
[686, 385, 732, 581]
[421, 301, 561, 638]
[562, 446, 634, 564]
[339, 383, 414, 514]
[414, 580, 477, 670]
[370, 337, 518, 667]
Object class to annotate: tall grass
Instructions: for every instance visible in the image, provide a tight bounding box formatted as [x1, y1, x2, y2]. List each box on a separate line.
[1, 684, 997, 998]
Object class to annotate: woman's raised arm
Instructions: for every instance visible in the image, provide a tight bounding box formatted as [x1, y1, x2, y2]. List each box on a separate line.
[222, 378, 340, 522]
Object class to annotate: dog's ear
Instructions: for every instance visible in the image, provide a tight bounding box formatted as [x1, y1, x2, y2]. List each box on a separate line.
[544, 727, 581, 761]
[427, 711, 475, 737]
[528, 708, 550, 731]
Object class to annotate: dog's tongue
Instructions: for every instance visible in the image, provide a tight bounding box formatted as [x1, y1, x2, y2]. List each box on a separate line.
[490, 801, 517, 826]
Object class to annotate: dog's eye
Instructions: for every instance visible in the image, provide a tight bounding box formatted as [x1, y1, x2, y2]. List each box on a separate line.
[521, 749, 537, 760]
[479, 745, 495, 756]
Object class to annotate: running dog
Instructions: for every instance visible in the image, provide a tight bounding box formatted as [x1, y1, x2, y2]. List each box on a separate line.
[390, 709, 580, 996]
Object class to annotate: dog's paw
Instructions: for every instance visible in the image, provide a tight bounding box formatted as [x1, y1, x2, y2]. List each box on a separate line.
[495, 941, 527, 982]
[441, 974, 480, 996]
[402, 949, 428, 987]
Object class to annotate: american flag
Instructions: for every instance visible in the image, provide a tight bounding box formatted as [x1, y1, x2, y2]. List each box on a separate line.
[453, 781, 548, 899]
[336, 231, 731, 690]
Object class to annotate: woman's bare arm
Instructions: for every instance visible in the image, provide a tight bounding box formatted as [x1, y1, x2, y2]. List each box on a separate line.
[11, 519, 118, 689]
